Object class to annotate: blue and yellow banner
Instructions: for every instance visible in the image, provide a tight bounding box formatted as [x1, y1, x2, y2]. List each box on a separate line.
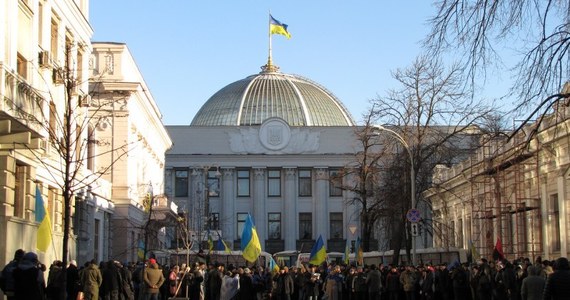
[36, 186, 52, 252]
[270, 15, 291, 39]
[309, 235, 326, 265]
[241, 214, 262, 262]
[216, 238, 232, 253]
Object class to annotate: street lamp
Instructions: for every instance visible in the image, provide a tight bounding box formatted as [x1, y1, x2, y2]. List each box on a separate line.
[371, 125, 417, 265]
[192, 166, 221, 250]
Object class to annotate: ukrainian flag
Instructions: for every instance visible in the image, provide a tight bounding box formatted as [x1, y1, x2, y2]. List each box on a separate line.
[343, 240, 350, 265]
[207, 232, 214, 253]
[36, 186, 52, 252]
[216, 239, 232, 254]
[309, 235, 326, 265]
[269, 256, 280, 273]
[270, 15, 291, 39]
[137, 240, 145, 260]
[241, 214, 262, 262]
[355, 237, 364, 266]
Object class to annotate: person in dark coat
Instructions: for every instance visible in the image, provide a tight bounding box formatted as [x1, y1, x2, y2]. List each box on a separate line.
[275, 266, 295, 300]
[421, 266, 435, 300]
[13, 252, 46, 300]
[0, 249, 25, 300]
[543, 257, 570, 300]
[46, 260, 64, 300]
[366, 264, 382, 300]
[352, 266, 368, 300]
[101, 260, 122, 300]
[237, 268, 254, 300]
[521, 265, 545, 300]
[66, 260, 80, 300]
[450, 264, 471, 300]
[208, 263, 224, 300]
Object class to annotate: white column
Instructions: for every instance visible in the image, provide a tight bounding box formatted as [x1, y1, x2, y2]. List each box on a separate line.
[540, 175, 550, 259]
[314, 168, 329, 240]
[253, 168, 266, 242]
[557, 165, 570, 257]
[221, 168, 235, 240]
[284, 168, 297, 250]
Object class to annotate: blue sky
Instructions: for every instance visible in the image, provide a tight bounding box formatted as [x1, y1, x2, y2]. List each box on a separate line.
[89, 2, 487, 125]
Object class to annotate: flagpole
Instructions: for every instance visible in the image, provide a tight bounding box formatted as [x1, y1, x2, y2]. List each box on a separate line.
[268, 12, 273, 68]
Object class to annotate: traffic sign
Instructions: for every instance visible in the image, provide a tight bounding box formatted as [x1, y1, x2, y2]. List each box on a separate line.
[411, 223, 420, 237]
[407, 208, 421, 223]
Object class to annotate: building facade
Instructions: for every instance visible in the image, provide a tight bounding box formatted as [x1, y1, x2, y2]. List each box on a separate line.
[0, 0, 116, 272]
[165, 63, 365, 254]
[0, 3, 175, 290]
[425, 100, 570, 261]
[89, 42, 174, 263]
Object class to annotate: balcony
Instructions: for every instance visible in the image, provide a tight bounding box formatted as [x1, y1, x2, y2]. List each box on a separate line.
[0, 64, 45, 148]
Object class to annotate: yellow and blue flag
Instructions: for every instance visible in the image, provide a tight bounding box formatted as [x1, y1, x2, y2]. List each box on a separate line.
[269, 256, 280, 273]
[35, 186, 52, 252]
[241, 214, 262, 262]
[137, 240, 145, 261]
[309, 235, 326, 265]
[216, 239, 232, 254]
[355, 237, 364, 266]
[343, 239, 350, 265]
[270, 15, 291, 39]
[207, 232, 214, 253]
[469, 240, 480, 261]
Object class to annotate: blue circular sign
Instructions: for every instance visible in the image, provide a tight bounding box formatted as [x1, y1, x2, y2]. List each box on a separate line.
[407, 208, 421, 223]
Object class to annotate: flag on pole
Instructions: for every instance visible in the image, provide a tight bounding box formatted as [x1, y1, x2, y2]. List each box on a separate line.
[309, 235, 327, 265]
[269, 256, 280, 273]
[492, 237, 505, 261]
[469, 240, 480, 261]
[270, 15, 291, 39]
[216, 239, 232, 253]
[241, 214, 262, 262]
[36, 186, 52, 252]
[355, 237, 364, 266]
[137, 240, 145, 260]
[343, 239, 350, 265]
[207, 232, 214, 253]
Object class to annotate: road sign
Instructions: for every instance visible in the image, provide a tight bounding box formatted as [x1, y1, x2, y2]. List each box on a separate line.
[407, 208, 421, 223]
[411, 223, 419, 237]
[348, 224, 358, 235]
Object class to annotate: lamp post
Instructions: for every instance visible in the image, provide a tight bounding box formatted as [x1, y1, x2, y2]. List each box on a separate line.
[193, 166, 221, 251]
[371, 125, 417, 265]
[143, 182, 154, 260]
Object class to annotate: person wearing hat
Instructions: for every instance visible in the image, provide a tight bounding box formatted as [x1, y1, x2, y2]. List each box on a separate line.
[13, 252, 46, 300]
[543, 257, 570, 300]
[237, 267, 254, 300]
[66, 259, 80, 300]
[143, 259, 164, 300]
[0, 249, 25, 300]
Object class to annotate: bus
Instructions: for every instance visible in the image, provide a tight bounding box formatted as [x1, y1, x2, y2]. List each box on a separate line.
[273, 247, 468, 267]
[360, 247, 468, 266]
[170, 250, 273, 268]
[272, 251, 346, 268]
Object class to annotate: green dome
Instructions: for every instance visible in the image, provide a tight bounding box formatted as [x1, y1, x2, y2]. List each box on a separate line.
[191, 66, 355, 126]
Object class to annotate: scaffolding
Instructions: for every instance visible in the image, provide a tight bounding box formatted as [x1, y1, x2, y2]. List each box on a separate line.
[469, 130, 542, 261]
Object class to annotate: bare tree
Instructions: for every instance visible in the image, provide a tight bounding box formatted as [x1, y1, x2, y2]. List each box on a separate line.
[424, 0, 570, 124]
[15, 42, 135, 300]
[368, 55, 492, 264]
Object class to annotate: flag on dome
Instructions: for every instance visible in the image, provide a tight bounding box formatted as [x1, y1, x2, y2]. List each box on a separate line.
[309, 235, 326, 265]
[36, 186, 52, 252]
[241, 214, 262, 262]
[270, 15, 291, 39]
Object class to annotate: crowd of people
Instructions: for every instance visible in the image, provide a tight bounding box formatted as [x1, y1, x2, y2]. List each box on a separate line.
[1, 249, 569, 300]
